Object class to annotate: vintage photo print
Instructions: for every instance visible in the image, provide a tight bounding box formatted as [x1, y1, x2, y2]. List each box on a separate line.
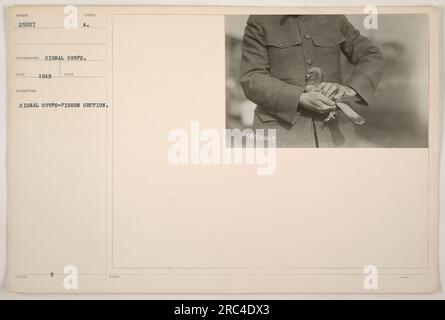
[225, 14, 429, 148]
[5, 5, 440, 294]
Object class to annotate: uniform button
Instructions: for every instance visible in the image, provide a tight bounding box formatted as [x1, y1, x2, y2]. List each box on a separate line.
[307, 59, 313, 65]
[278, 43, 282, 47]
[300, 17, 305, 22]
[306, 73, 311, 79]
[304, 34, 311, 39]
[329, 42, 334, 47]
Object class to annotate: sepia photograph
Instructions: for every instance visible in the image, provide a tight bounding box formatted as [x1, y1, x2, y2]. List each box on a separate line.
[225, 14, 429, 148]
[1, 4, 442, 299]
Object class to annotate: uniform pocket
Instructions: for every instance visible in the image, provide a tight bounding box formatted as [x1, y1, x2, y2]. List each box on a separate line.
[256, 111, 279, 123]
[310, 32, 345, 78]
[311, 33, 345, 48]
[264, 37, 305, 80]
[264, 38, 302, 49]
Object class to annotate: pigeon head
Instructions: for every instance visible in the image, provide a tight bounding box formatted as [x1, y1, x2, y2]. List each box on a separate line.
[306, 67, 324, 86]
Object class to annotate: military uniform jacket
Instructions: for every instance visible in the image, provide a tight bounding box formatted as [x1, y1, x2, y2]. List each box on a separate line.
[240, 15, 385, 147]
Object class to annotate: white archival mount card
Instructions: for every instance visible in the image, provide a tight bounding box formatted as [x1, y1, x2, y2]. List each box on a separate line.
[6, 6, 440, 293]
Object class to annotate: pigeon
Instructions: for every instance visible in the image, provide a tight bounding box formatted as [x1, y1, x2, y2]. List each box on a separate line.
[305, 67, 365, 125]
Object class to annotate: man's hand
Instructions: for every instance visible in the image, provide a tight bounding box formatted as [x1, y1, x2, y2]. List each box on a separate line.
[316, 82, 356, 101]
[299, 91, 336, 114]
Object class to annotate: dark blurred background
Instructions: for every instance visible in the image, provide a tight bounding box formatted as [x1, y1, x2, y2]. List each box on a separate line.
[225, 14, 429, 147]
